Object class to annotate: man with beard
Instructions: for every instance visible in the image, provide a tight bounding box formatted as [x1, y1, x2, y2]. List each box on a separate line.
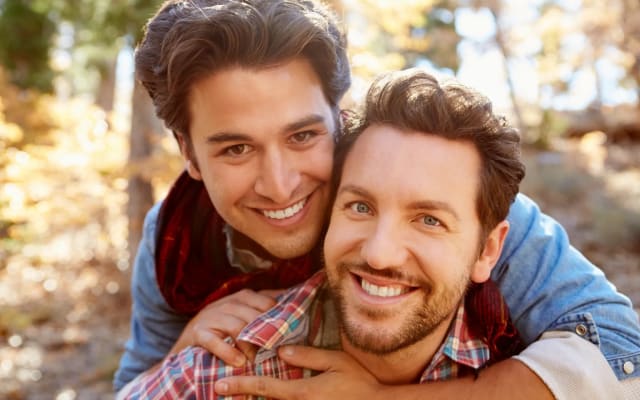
[118, 70, 626, 399]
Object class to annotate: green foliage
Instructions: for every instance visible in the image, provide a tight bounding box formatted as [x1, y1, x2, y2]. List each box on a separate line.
[0, 0, 56, 92]
[533, 108, 570, 149]
[404, 1, 461, 71]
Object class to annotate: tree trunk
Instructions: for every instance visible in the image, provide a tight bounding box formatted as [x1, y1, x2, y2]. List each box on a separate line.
[488, 6, 527, 141]
[95, 57, 117, 112]
[127, 79, 158, 263]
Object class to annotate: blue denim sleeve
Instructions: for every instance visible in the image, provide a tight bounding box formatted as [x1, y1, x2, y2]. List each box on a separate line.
[113, 202, 190, 391]
[494, 193, 640, 380]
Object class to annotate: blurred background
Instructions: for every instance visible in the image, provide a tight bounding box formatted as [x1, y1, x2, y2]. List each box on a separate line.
[0, 0, 639, 398]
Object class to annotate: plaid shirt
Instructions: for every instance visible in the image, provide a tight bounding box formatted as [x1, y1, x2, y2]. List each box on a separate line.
[121, 271, 490, 399]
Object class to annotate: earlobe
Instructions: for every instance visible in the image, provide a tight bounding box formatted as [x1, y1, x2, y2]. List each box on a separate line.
[185, 160, 202, 181]
[470, 221, 510, 283]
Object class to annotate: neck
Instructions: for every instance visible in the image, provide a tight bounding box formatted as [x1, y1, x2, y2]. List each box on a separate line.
[340, 312, 455, 385]
[228, 226, 279, 262]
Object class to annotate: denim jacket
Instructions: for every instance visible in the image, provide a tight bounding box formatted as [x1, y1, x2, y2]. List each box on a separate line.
[113, 193, 640, 391]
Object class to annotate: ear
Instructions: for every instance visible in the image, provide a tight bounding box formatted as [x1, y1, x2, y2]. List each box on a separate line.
[176, 132, 202, 181]
[470, 220, 510, 283]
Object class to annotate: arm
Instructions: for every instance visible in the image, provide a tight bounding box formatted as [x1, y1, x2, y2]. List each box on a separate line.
[215, 345, 552, 400]
[514, 331, 625, 399]
[117, 347, 202, 400]
[113, 202, 190, 392]
[114, 202, 280, 391]
[495, 193, 640, 379]
[216, 336, 633, 400]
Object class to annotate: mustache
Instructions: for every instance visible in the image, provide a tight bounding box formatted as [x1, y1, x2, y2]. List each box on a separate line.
[337, 260, 427, 288]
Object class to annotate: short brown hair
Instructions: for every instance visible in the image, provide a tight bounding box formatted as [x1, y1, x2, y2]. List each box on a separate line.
[333, 69, 525, 238]
[135, 0, 350, 139]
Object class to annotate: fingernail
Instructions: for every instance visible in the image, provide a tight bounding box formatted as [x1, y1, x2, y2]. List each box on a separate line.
[234, 354, 246, 366]
[280, 346, 294, 357]
[216, 382, 228, 393]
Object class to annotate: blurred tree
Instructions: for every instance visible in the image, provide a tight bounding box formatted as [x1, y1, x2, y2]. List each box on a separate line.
[620, 0, 640, 103]
[0, 0, 56, 92]
[347, 0, 462, 80]
[332, 0, 463, 112]
[465, 0, 526, 137]
[51, 0, 164, 261]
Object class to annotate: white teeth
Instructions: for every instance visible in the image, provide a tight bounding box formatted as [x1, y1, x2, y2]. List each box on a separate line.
[361, 279, 407, 297]
[262, 198, 306, 220]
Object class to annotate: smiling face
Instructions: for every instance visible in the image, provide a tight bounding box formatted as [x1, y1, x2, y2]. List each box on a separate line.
[324, 124, 507, 356]
[183, 58, 336, 260]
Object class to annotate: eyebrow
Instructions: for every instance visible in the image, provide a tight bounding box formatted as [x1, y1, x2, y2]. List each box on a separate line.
[407, 200, 460, 221]
[338, 184, 370, 200]
[338, 184, 460, 220]
[205, 114, 328, 144]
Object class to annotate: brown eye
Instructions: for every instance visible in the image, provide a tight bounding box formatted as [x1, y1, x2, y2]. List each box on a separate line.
[290, 131, 315, 144]
[225, 144, 250, 156]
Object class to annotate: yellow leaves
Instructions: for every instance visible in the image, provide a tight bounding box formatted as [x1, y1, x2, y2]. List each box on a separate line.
[0, 120, 23, 145]
[0, 72, 132, 276]
[358, 0, 434, 35]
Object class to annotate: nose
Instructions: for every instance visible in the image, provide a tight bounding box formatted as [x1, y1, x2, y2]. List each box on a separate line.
[254, 148, 301, 204]
[360, 218, 409, 270]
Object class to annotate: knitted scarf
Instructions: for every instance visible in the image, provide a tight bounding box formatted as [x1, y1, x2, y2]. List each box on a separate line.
[465, 278, 526, 365]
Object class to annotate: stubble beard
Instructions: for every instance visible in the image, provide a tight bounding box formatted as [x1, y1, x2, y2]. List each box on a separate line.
[327, 262, 470, 356]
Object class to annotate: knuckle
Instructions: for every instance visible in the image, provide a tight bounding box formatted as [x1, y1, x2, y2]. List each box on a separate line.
[255, 378, 267, 394]
[237, 288, 254, 297]
[293, 385, 310, 400]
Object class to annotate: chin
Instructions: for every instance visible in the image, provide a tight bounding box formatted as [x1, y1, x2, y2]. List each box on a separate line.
[261, 232, 319, 259]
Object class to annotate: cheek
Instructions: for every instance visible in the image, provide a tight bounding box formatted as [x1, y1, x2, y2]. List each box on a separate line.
[201, 161, 256, 208]
[306, 139, 335, 181]
[415, 241, 461, 281]
[324, 216, 365, 261]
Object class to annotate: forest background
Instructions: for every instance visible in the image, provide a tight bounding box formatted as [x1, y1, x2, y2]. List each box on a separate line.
[0, 0, 639, 398]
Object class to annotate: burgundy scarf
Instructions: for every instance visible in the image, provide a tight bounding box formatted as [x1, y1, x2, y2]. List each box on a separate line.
[465, 278, 525, 365]
[155, 171, 319, 316]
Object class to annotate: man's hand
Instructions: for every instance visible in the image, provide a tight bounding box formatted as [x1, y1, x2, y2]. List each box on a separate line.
[170, 289, 282, 366]
[214, 345, 385, 399]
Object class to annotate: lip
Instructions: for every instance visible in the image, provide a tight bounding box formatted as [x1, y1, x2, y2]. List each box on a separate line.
[349, 271, 417, 306]
[251, 191, 315, 228]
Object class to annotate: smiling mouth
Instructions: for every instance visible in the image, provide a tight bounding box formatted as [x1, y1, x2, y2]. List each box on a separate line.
[359, 276, 413, 298]
[261, 197, 307, 220]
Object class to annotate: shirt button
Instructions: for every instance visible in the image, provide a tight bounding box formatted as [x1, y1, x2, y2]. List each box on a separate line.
[623, 361, 635, 375]
[575, 324, 588, 336]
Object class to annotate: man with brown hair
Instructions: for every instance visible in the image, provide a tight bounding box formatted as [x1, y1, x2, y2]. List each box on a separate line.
[114, 0, 640, 397]
[118, 69, 623, 399]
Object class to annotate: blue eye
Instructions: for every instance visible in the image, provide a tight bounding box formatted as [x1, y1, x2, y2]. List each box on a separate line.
[349, 202, 370, 214]
[422, 215, 440, 226]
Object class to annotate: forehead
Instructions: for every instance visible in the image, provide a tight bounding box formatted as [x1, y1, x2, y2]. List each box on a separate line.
[340, 124, 481, 216]
[188, 58, 336, 138]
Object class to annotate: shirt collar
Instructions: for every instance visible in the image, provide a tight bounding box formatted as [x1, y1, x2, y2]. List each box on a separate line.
[223, 224, 273, 272]
[419, 302, 491, 381]
[237, 271, 326, 363]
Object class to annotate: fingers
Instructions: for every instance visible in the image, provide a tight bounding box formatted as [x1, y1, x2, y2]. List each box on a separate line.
[277, 345, 344, 371]
[222, 289, 279, 311]
[205, 300, 269, 326]
[185, 289, 279, 366]
[258, 289, 286, 299]
[236, 340, 258, 362]
[194, 329, 247, 367]
[215, 375, 299, 399]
